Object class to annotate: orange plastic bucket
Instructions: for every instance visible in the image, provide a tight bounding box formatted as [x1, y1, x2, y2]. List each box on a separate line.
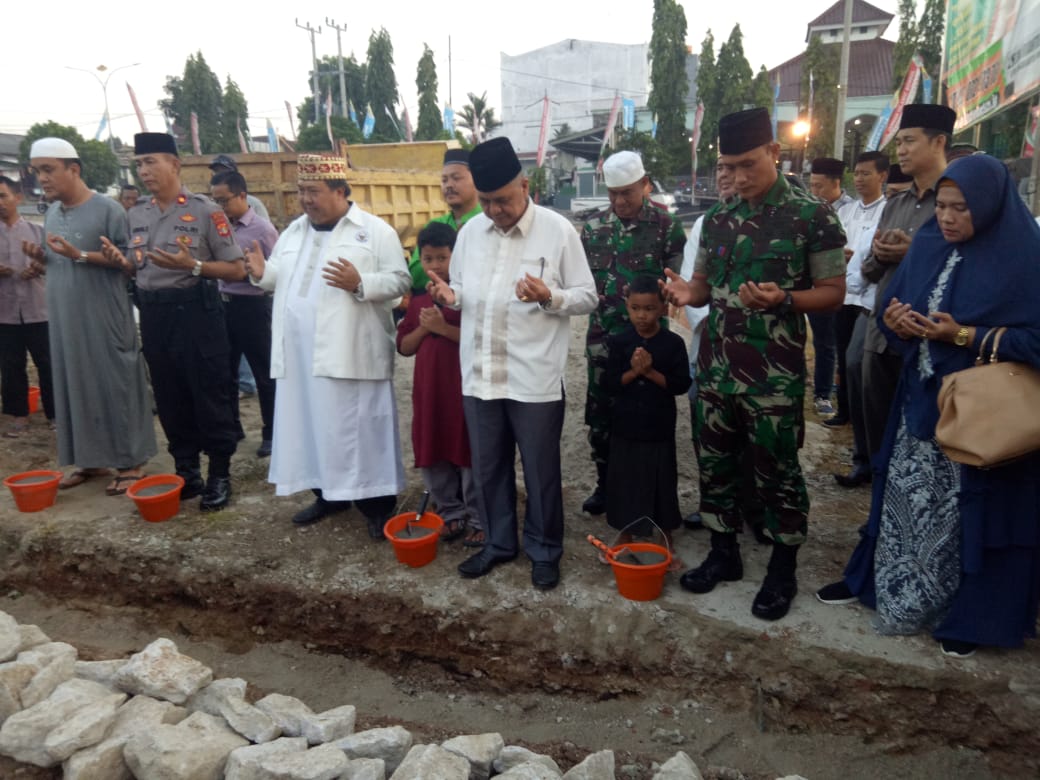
[4, 470, 62, 512]
[384, 511, 444, 567]
[126, 475, 184, 522]
[608, 542, 672, 601]
[27, 387, 40, 414]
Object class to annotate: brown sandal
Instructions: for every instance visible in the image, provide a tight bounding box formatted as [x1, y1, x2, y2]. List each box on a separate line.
[106, 474, 145, 496]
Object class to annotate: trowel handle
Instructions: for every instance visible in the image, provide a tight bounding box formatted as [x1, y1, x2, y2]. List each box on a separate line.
[415, 490, 431, 520]
[586, 534, 614, 558]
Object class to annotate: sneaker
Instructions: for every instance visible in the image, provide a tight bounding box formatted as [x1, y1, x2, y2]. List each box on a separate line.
[815, 581, 857, 605]
[939, 639, 978, 659]
[814, 397, 835, 416]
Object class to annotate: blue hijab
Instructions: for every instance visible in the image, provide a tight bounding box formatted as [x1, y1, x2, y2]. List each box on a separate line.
[881, 154, 1040, 439]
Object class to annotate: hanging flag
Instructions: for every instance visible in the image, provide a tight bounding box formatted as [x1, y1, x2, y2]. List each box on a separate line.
[868, 54, 924, 151]
[190, 112, 201, 155]
[443, 104, 454, 133]
[325, 89, 334, 149]
[266, 118, 280, 153]
[94, 113, 108, 141]
[807, 70, 814, 141]
[536, 95, 551, 167]
[597, 94, 623, 173]
[650, 113, 658, 139]
[1023, 104, 1040, 158]
[126, 83, 148, 132]
[921, 64, 933, 104]
[771, 75, 781, 139]
[363, 105, 375, 139]
[691, 102, 705, 178]
[283, 100, 296, 141]
[403, 105, 414, 143]
[622, 98, 635, 130]
[236, 117, 249, 154]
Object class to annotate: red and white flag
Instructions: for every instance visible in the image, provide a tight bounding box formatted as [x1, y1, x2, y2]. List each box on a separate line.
[536, 94, 551, 167]
[236, 117, 249, 154]
[126, 82, 148, 132]
[877, 55, 924, 150]
[190, 112, 201, 155]
[597, 94, 623, 173]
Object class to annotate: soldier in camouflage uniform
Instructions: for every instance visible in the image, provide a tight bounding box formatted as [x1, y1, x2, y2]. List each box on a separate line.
[663, 108, 846, 621]
[580, 151, 685, 515]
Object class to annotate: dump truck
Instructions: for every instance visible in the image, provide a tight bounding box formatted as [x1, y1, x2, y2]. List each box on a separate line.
[179, 140, 456, 251]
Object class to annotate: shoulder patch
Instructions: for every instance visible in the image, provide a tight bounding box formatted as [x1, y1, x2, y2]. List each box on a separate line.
[211, 211, 232, 239]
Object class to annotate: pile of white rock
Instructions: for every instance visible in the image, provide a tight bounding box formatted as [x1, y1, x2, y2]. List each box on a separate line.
[0, 610, 781, 780]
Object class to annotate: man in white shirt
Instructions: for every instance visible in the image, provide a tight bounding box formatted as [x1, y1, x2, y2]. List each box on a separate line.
[427, 137, 597, 589]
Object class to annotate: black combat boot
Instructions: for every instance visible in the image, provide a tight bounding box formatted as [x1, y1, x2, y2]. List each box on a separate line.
[680, 531, 743, 593]
[752, 542, 799, 620]
[582, 462, 607, 515]
[200, 455, 232, 512]
[175, 459, 204, 500]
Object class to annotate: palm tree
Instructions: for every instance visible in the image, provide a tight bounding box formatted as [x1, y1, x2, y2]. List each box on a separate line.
[455, 91, 502, 144]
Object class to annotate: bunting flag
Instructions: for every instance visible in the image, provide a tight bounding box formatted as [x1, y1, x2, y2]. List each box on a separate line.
[691, 102, 705, 178]
[403, 105, 414, 143]
[325, 89, 334, 148]
[190, 112, 201, 155]
[236, 117, 249, 154]
[266, 118, 280, 153]
[126, 83, 148, 132]
[283, 100, 296, 141]
[535, 95, 551, 167]
[94, 113, 107, 141]
[363, 105, 375, 139]
[597, 94, 623, 173]
[868, 54, 924, 151]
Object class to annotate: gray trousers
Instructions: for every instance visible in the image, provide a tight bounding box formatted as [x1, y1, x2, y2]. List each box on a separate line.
[421, 462, 478, 530]
[862, 348, 903, 459]
[845, 311, 869, 470]
[463, 396, 565, 564]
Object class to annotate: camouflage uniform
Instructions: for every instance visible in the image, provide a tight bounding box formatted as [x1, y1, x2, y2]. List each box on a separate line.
[581, 201, 685, 471]
[693, 174, 846, 544]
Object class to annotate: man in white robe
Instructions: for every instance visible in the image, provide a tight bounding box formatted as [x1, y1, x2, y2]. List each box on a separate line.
[244, 153, 410, 536]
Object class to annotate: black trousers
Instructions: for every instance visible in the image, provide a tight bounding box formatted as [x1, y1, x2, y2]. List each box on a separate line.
[862, 348, 903, 460]
[0, 321, 54, 419]
[833, 304, 862, 421]
[224, 295, 275, 441]
[138, 285, 238, 466]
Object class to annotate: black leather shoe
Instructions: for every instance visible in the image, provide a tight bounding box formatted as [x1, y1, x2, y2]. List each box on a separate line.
[582, 488, 605, 515]
[834, 468, 872, 488]
[679, 548, 743, 593]
[458, 549, 517, 578]
[199, 476, 232, 512]
[822, 416, 849, 428]
[531, 561, 560, 590]
[752, 575, 798, 620]
[683, 511, 704, 530]
[256, 439, 272, 458]
[178, 470, 205, 501]
[292, 498, 342, 526]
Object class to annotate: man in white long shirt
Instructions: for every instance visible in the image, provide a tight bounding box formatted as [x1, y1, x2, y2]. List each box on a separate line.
[427, 137, 597, 590]
[244, 153, 410, 537]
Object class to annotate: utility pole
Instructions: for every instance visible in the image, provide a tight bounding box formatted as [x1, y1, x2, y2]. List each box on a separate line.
[448, 36, 453, 109]
[326, 18, 349, 119]
[296, 19, 322, 124]
[833, 0, 853, 159]
[66, 62, 139, 153]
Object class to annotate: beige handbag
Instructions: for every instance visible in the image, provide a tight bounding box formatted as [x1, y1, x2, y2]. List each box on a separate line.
[935, 327, 1040, 468]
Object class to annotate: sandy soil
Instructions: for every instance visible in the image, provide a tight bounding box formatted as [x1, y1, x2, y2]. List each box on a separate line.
[1, 317, 1037, 780]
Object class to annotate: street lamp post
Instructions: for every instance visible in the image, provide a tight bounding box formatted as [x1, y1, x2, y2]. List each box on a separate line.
[65, 62, 140, 152]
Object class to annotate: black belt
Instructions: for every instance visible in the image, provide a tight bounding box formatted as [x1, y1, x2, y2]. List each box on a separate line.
[220, 292, 267, 303]
[137, 281, 219, 307]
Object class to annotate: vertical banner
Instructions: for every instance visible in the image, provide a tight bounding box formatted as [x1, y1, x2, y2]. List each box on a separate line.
[236, 117, 249, 154]
[266, 118, 280, 153]
[870, 55, 924, 151]
[622, 98, 635, 130]
[403, 106, 414, 143]
[691, 102, 705, 178]
[190, 112, 201, 155]
[772, 75, 781, 139]
[126, 83, 148, 132]
[325, 90, 334, 148]
[536, 95, 551, 167]
[94, 114, 107, 142]
[363, 105, 375, 139]
[597, 94, 623, 173]
[443, 104, 454, 133]
[807, 70, 814, 141]
[284, 100, 296, 140]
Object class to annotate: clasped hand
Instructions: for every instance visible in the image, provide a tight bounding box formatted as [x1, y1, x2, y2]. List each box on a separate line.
[737, 281, 785, 311]
[883, 297, 960, 342]
[630, 346, 653, 375]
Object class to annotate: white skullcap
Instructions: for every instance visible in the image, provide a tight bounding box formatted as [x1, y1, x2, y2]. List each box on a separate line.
[603, 150, 646, 188]
[29, 137, 79, 160]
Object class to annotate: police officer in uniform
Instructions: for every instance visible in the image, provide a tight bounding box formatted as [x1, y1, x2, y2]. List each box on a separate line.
[102, 132, 245, 510]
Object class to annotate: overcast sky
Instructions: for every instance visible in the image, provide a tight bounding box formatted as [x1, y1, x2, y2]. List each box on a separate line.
[5, 0, 902, 145]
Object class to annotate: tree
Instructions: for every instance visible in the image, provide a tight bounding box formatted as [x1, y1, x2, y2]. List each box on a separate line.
[415, 45, 442, 141]
[221, 77, 249, 152]
[891, 0, 919, 91]
[552, 123, 572, 140]
[19, 121, 119, 190]
[801, 34, 840, 159]
[647, 0, 689, 154]
[917, 0, 945, 93]
[456, 92, 502, 144]
[365, 28, 400, 142]
[160, 51, 225, 153]
[714, 25, 754, 120]
[296, 116, 364, 152]
[297, 55, 367, 130]
[694, 30, 719, 173]
[750, 66, 774, 115]
[610, 128, 683, 182]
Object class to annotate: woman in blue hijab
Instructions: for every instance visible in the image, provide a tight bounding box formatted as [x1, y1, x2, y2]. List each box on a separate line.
[829, 154, 1040, 658]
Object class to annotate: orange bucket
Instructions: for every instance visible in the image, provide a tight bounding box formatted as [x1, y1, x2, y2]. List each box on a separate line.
[607, 542, 672, 601]
[4, 470, 62, 512]
[384, 511, 444, 567]
[126, 475, 184, 522]
[27, 387, 40, 414]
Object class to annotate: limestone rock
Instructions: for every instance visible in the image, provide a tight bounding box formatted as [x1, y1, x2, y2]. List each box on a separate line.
[123, 710, 248, 780]
[187, 677, 249, 716]
[43, 691, 126, 762]
[300, 703, 356, 745]
[256, 692, 315, 737]
[226, 736, 309, 780]
[64, 735, 132, 780]
[341, 757, 387, 780]
[221, 695, 282, 743]
[0, 678, 112, 767]
[0, 611, 18, 663]
[442, 732, 504, 780]
[19, 642, 77, 708]
[74, 659, 127, 687]
[494, 746, 562, 776]
[562, 750, 615, 780]
[497, 762, 564, 780]
[653, 751, 703, 780]
[257, 742, 350, 779]
[0, 660, 35, 723]
[109, 694, 188, 738]
[113, 638, 213, 704]
[390, 743, 470, 779]
[16, 624, 51, 654]
[334, 725, 412, 774]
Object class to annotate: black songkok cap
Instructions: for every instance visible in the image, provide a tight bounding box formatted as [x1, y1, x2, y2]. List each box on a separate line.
[134, 133, 178, 156]
[443, 149, 470, 166]
[209, 154, 238, 171]
[469, 137, 521, 192]
[888, 163, 913, 184]
[718, 107, 773, 155]
[899, 104, 956, 133]
[811, 157, 845, 177]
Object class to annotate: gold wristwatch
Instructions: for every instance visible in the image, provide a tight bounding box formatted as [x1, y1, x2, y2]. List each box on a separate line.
[954, 326, 969, 346]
